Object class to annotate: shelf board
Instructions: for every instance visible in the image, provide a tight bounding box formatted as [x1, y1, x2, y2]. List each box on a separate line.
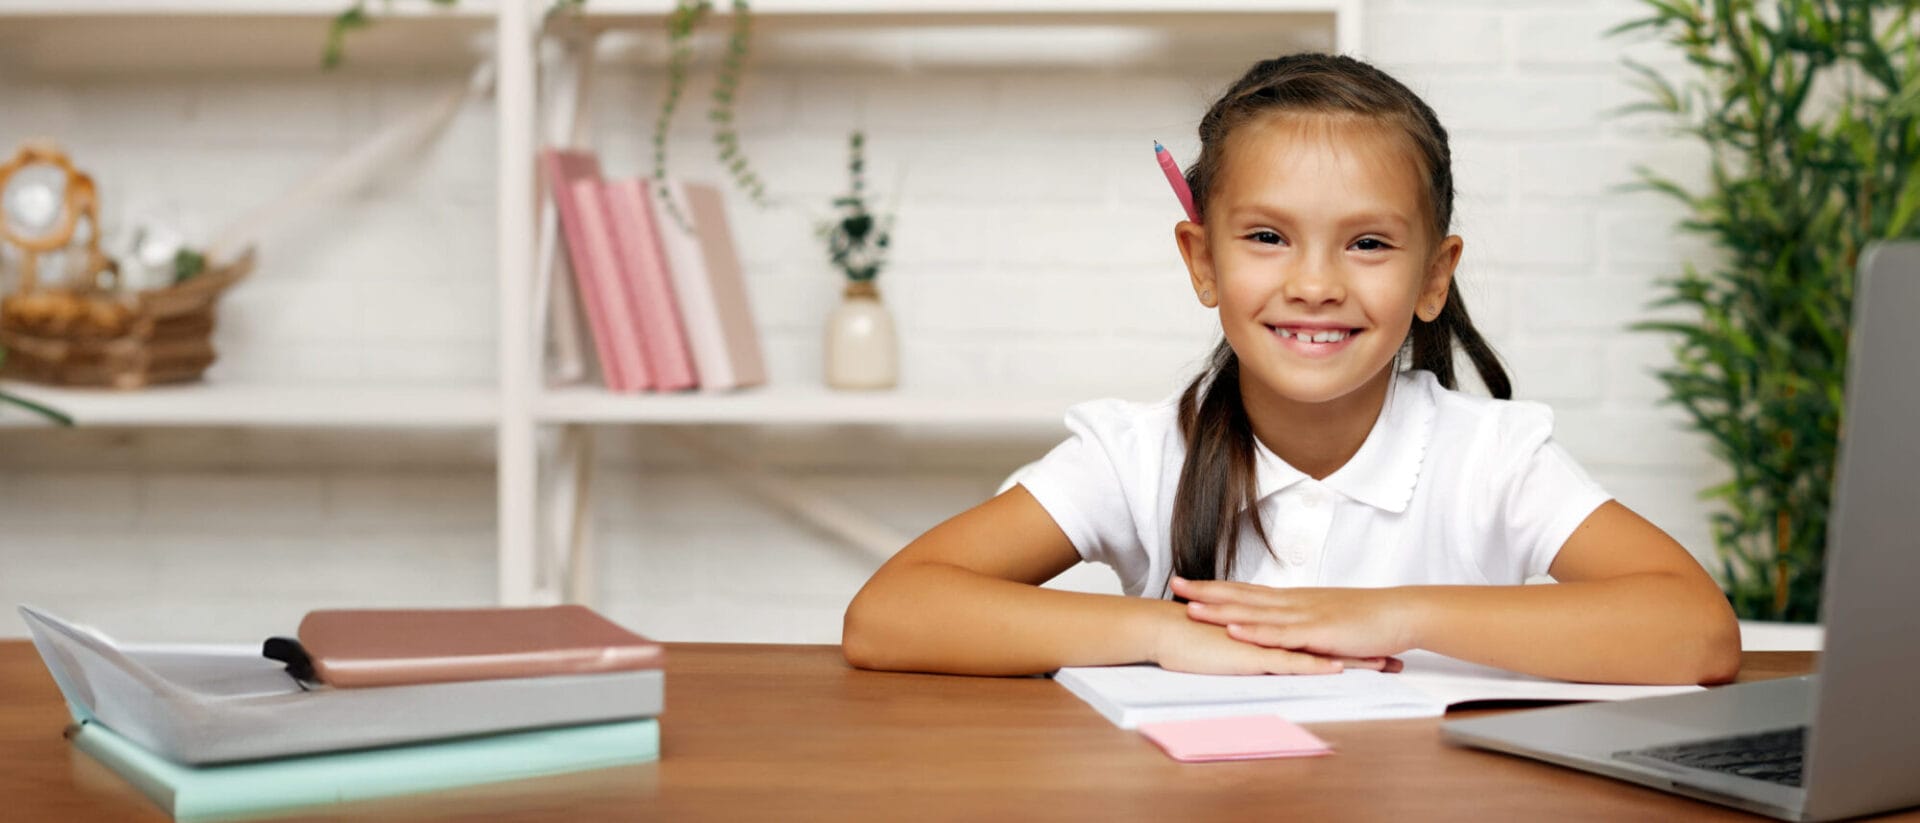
[0, 2, 496, 73]
[536, 384, 1090, 427]
[0, 0, 1349, 72]
[0, 1, 493, 16]
[580, 0, 1346, 17]
[0, 382, 498, 428]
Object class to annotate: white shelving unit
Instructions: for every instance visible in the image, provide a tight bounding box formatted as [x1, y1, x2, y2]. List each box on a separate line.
[0, 0, 1358, 607]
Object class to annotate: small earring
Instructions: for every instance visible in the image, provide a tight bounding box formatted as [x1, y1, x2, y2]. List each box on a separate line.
[1200, 289, 1213, 303]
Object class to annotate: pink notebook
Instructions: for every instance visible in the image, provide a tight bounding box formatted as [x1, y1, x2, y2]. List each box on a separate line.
[539, 148, 649, 393]
[1138, 714, 1333, 763]
[603, 178, 698, 391]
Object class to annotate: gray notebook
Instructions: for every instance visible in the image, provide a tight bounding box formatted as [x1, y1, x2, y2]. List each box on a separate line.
[18, 605, 663, 765]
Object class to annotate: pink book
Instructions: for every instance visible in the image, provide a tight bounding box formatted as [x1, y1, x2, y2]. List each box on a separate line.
[539, 148, 641, 392]
[603, 178, 698, 391]
[659, 181, 766, 390]
[569, 179, 656, 392]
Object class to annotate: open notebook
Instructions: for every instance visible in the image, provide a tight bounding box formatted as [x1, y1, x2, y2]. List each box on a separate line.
[1056, 650, 1704, 729]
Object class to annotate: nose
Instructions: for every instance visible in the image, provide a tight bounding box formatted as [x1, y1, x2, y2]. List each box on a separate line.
[1282, 250, 1346, 307]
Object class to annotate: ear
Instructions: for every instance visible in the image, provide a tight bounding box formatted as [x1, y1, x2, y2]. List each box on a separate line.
[1418, 235, 1463, 322]
[1175, 220, 1216, 308]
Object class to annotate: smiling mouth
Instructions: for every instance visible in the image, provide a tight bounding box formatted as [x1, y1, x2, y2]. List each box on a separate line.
[1269, 326, 1363, 343]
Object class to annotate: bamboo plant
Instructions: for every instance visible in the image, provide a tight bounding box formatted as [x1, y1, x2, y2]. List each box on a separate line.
[1615, 0, 1920, 621]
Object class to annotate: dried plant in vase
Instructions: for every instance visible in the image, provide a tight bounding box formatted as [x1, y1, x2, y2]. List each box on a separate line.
[816, 131, 897, 390]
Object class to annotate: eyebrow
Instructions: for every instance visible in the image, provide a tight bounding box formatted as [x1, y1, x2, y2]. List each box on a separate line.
[1229, 204, 1412, 232]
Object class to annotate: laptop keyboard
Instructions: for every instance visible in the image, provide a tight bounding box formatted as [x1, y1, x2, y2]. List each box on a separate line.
[1615, 726, 1806, 787]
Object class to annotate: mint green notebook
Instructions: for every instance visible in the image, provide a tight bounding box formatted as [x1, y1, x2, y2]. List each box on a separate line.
[72, 718, 659, 822]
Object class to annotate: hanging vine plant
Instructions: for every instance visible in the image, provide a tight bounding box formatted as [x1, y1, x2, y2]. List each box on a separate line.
[653, 0, 770, 232]
[326, 0, 771, 232]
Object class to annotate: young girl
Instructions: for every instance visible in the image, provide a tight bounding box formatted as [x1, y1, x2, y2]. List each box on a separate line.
[843, 53, 1741, 685]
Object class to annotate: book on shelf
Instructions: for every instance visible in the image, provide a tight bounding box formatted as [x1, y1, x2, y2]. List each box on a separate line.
[537, 174, 597, 387]
[1055, 650, 1705, 729]
[568, 176, 659, 392]
[602, 178, 697, 392]
[540, 147, 649, 393]
[656, 180, 768, 391]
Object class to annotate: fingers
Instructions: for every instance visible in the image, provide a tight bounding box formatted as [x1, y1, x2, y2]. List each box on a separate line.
[1183, 600, 1277, 627]
[1225, 620, 1309, 651]
[1251, 647, 1343, 675]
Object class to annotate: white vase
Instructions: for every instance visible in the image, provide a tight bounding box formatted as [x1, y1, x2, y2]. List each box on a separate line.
[825, 280, 897, 390]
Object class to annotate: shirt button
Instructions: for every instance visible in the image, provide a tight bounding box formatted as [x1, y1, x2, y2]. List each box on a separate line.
[1288, 551, 1308, 565]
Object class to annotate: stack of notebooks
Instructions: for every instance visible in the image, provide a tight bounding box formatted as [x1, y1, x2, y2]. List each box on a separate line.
[540, 148, 766, 394]
[19, 604, 664, 822]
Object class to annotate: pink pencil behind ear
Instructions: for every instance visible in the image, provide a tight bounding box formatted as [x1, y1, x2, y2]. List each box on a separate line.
[1154, 141, 1201, 223]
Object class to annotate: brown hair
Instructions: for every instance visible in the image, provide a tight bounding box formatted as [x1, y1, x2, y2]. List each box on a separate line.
[1167, 53, 1510, 594]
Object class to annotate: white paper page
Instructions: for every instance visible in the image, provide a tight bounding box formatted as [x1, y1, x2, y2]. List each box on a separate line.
[123, 644, 303, 700]
[1058, 664, 1442, 710]
[1393, 650, 1705, 706]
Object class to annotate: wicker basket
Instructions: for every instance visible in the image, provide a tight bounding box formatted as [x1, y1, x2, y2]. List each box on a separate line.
[0, 141, 251, 389]
[0, 251, 252, 389]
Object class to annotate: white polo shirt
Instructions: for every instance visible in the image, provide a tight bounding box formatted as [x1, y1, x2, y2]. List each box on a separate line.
[1013, 369, 1612, 599]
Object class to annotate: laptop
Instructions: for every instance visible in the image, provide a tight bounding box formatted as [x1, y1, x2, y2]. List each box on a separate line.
[1442, 241, 1920, 822]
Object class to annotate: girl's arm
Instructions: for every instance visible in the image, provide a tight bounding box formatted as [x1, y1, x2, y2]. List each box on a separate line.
[1176, 501, 1744, 685]
[843, 485, 1373, 676]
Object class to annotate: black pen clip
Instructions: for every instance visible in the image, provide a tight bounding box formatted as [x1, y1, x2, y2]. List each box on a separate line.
[263, 636, 317, 686]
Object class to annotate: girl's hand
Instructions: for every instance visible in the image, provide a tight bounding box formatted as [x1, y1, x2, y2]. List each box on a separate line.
[1150, 600, 1400, 676]
[1171, 577, 1417, 665]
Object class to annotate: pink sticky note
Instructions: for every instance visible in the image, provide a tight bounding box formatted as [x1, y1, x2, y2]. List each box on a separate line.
[1139, 714, 1333, 763]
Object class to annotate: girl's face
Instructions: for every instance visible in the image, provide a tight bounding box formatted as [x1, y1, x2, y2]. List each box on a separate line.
[1175, 113, 1461, 410]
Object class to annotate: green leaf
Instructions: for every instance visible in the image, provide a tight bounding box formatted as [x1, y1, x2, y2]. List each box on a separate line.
[0, 363, 74, 426]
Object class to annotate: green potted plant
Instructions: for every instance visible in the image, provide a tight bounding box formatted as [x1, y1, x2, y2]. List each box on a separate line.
[1615, 0, 1920, 621]
[816, 131, 897, 390]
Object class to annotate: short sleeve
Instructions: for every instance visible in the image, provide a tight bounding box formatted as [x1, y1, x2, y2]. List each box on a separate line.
[1485, 403, 1613, 582]
[1009, 400, 1150, 577]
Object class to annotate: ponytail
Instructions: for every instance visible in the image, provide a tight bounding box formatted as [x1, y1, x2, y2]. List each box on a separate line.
[1167, 340, 1271, 597]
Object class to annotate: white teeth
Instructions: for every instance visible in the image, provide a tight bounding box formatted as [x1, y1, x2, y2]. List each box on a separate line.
[1273, 327, 1353, 343]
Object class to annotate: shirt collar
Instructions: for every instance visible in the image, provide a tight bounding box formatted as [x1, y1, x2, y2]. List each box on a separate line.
[1250, 370, 1437, 513]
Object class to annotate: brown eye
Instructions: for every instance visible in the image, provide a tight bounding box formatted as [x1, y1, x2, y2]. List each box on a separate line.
[1353, 237, 1391, 252]
[1249, 230, 1283, 245]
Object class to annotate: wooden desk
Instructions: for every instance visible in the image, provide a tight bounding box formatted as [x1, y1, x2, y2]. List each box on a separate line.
[0, 641, 1899, 822]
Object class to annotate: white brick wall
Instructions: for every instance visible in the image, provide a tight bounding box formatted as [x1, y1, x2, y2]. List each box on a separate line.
[1, 1, 1738, 643]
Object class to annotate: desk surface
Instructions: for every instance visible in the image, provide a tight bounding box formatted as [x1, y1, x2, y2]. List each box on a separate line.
[0, 640, 1898, 822]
